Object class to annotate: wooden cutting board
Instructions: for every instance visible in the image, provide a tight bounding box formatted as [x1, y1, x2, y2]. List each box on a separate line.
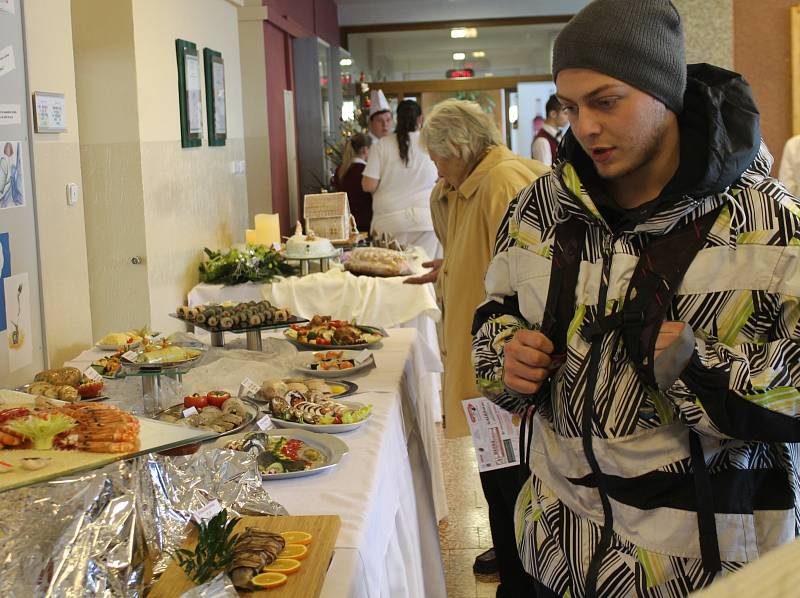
[149, 515, 341, 598]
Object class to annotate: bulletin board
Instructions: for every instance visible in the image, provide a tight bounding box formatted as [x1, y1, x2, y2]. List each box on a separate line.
[0, 0, 46, 387]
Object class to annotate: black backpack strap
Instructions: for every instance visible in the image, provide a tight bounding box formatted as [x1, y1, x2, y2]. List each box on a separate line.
[519, 215, 586, 484]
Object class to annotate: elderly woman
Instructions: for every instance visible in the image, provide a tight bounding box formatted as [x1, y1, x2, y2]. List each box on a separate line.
[415, 99, 548, 596]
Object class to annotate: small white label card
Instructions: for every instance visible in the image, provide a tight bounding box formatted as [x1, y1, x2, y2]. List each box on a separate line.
[239, 377, 261, 397]
[462, 397, 521, 473]
[83, 367, 102, 382]
[121, 350, 139, 362]
[192, 499, 223, 523]
[0, 0, 15, 15]
[0, 104, 20, 125]
[0, 46, 15, 78]
[182, 406, 199, 418]
[256, 414, 273, 430]
[354, 349, 373, 365]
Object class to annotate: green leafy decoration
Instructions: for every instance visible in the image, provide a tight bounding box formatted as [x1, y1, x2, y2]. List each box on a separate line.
[199, 245, 296, 286]
[172, 509, 241, 585]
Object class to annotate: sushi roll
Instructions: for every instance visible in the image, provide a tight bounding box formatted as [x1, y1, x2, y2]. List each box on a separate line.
[274, 309, 288, 323]
[186, 308, 199, 321]
[177, 305, 190, 318]
[220, 316, 234, 329]
[206, 315, 219, 328]
[221, 310, 232, 318]
[249, 314, 262, 326]
[195, 312, 207, 324]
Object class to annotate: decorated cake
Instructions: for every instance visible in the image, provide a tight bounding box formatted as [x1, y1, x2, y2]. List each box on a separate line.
[284, 221, 336, 258]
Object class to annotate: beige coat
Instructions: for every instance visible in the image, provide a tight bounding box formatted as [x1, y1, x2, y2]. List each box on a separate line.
[436, 146, 548, 437]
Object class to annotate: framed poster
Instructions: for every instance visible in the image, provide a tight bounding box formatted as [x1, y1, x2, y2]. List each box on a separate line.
[203, 48, 226, 146]
[32, 91, 66, 133]
[176, 39, 202, 148]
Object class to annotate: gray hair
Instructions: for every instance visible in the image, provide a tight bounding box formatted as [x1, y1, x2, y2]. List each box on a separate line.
[420, 99, 502, 167]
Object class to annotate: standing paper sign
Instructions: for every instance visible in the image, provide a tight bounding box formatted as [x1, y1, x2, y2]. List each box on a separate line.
[462, 397, 520, 472]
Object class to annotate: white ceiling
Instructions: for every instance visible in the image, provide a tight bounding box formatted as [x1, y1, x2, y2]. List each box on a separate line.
[335, 0, 590, 27]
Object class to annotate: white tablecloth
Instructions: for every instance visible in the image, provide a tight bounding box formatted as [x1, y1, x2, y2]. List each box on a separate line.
[67, 329, 446, 598]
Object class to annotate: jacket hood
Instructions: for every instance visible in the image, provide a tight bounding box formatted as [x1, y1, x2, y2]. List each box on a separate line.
[556, 63, 769, 233]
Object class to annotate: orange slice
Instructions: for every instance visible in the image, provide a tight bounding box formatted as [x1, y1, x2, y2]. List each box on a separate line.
[278, 544, 309, 560]
[281, 531, 313, 545]
[264, 558, 302, 575]
[251, 571, 288, 588]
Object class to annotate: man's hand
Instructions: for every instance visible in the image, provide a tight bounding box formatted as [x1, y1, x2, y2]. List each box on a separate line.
[404, 259, 443, 285]
[503, 330, 554, 394]
[655, 321, 687, 358]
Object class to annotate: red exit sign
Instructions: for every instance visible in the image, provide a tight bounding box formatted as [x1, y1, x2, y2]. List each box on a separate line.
[446, 68, 474, 79]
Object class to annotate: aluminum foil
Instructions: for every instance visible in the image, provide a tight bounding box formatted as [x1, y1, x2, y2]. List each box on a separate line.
[0, 448, 285, 597]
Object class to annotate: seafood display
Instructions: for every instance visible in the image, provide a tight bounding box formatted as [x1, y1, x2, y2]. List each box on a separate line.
[294, 349, 375, 378]
[174, 300, 299, 332]
[0, 402, 140, 454]
[157, 396, 256, 435]
[284, 315, 383, 348]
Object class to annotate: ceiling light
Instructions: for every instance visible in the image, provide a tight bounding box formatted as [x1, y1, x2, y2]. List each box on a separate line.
[450, 27, 477, 39]
[452, 52, 466, 61]
[339, 58, 352, 66]
[472, 51, 485, 58]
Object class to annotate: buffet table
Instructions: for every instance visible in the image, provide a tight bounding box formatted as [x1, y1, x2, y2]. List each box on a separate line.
[64, 328, 447, 598]
[187, 247, 444, 428]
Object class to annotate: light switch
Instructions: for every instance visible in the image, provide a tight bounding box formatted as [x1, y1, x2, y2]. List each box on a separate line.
[66, 183, 79, 206]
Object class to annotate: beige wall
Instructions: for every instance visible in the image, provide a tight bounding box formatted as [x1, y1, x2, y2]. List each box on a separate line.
[24, 0, 93, 367]
[673, 0, 734, 70]
[130, 0, 249, 332]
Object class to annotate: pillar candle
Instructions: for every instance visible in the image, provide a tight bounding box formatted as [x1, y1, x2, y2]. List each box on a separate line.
[255, 213, 281, 247]
[245, 229, 257, 245]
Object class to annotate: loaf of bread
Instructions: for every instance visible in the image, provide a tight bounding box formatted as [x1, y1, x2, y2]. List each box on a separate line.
[343, 247, 412, 277]
[33, 367, 82, 387]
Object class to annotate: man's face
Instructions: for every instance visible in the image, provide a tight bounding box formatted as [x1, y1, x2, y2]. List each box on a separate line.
[556, 69, 671, 181]
[369, 111, 393, 138]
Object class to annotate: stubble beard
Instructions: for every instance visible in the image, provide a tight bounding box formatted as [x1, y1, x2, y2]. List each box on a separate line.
[597, 106, 671, 183]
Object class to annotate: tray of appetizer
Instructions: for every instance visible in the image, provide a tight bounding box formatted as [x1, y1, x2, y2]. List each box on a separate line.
[172, 300, 307, 333]
[220, 430, 348, 479]
[155, 394, 258, 437]
[149, 512, 341, 598]
[119, 341, 205, 373]
[267, 398, 371, 434]
[293, 350, 374, 378]
[91, 353, 124, 378]
[283, 315, 384, 349]
[18, 366, 108, 402]
[94, 327, 158, 351]
[258, 377, 358, 403]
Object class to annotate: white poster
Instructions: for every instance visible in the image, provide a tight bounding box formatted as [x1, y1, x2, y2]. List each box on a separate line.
[33, 93, 66, 132]
[0, 104, 20, 125]
[0, 45, 15, 78]
[212, 61, 226, 134]
[462, 397, 521, 472]
[0, 140, 24, 209]
[185, 53, 202, 134]
[0, 0, 15, 14]
[5, 272, 31, 372]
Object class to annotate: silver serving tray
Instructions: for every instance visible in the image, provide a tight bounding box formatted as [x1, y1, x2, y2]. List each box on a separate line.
[119, 345, 206, 373]
[283, 324, 385, 351]
[216, 429, 349, 480]
[15, 383, 110, 403]
[270, 400, 371, 434]
[153, 397, 260, 438]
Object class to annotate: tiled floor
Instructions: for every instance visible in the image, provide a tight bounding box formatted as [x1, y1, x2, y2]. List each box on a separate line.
[438, 426, 500, 598]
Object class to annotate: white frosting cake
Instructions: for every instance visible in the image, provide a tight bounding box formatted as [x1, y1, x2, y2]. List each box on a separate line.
[284, 222, 336, 258]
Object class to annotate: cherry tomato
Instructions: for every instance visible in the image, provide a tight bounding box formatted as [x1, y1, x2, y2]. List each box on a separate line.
[183, 394, 208, 409]
[206, 390, 231, 408]
[315, 338, 330, 346]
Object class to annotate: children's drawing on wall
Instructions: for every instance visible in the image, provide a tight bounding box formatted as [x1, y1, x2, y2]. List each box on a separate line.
[5, 272, 31, 372]
[0, 141, 24, 209]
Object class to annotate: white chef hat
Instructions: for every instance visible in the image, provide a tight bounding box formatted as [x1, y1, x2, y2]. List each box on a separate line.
[368, 89, 390, 119]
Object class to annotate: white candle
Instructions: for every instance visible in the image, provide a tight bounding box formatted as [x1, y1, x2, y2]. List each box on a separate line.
[255, 213, 281, 246]
[245, 229, 257, 245]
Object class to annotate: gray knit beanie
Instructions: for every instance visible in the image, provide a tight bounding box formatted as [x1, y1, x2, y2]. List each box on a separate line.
[552, 0, 686, 114]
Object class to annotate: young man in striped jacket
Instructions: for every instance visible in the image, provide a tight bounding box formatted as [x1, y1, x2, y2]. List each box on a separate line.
[472, 0, 800, 596]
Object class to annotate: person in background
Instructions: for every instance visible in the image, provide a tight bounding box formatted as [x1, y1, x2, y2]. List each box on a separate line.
[473, 0, 800, 596]
[367, 89, 393, 144]
[362, 99, 441, 259]
[409, 99, 548, 598]
[778, 134, 800, 195]
[530, 94, 568, 166]
[332, 133, 373, 232]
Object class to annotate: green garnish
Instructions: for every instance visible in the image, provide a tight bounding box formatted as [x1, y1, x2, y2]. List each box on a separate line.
[199, 246, 295, 285]
[172, 509, 241, 584]
[5, 413, 77, 450]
